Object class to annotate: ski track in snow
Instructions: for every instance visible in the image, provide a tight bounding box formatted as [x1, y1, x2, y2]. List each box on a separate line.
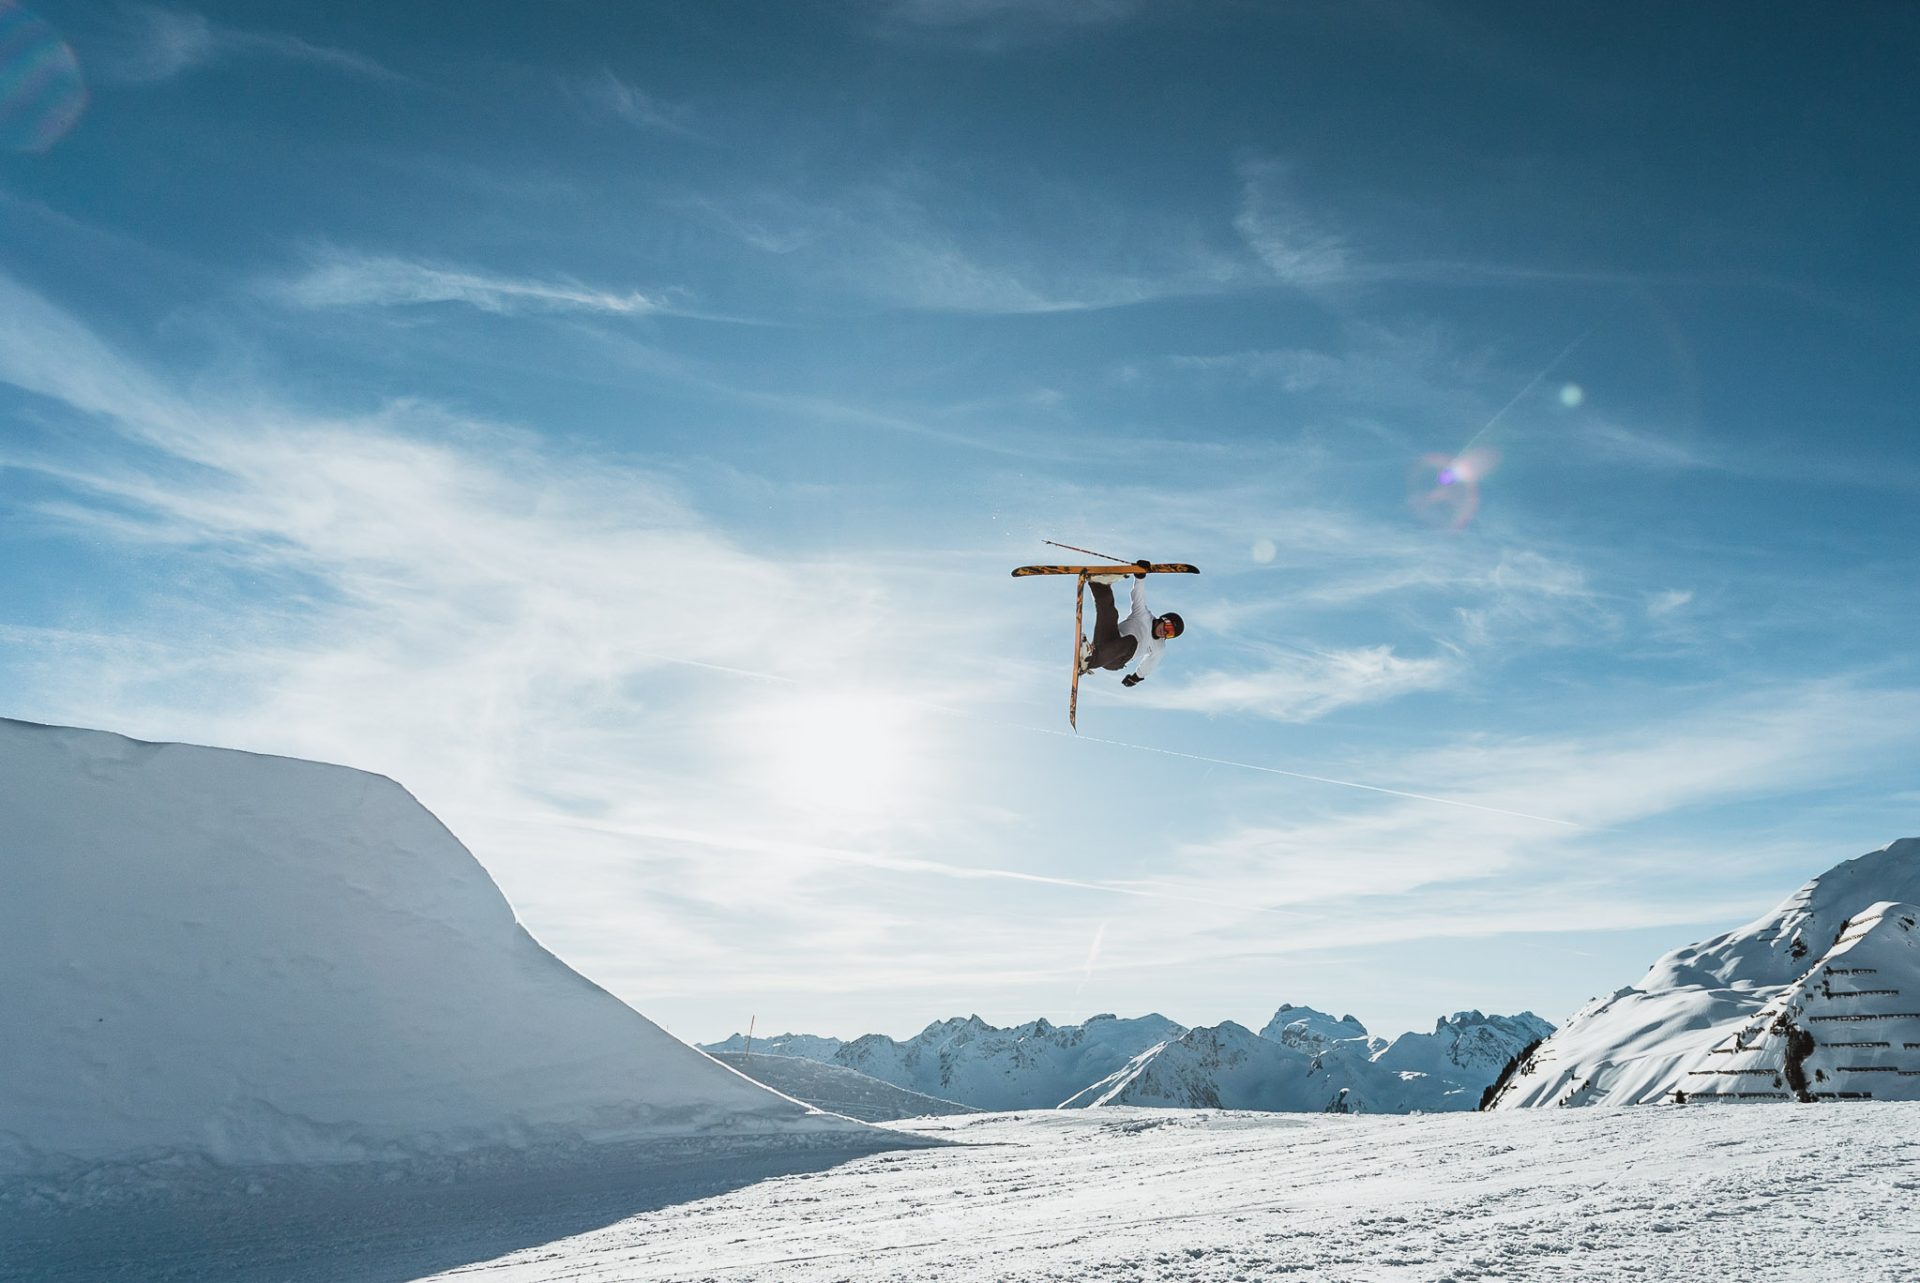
[419, 1106, 1918, 1283]
[21, 1105, 1907, 1282]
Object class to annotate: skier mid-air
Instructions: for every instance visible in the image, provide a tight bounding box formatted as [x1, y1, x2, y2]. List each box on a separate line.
[1082, 565, 1183, 687]
[1011, 544, 1198, 729]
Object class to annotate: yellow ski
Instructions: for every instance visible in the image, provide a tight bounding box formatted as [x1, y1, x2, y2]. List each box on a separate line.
[1012, 563, 1199, 577]
[1070, 572, 1086, 731]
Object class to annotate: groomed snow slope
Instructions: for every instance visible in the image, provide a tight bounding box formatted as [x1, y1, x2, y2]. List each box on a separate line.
[10, 1105, 1915, 1281]
[0, 719, 876, 1182]
[1492, 837, 1920, 1108]
[401, 1107, 1912, 1282]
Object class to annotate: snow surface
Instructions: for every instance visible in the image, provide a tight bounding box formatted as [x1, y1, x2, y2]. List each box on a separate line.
[14, 1105, 1912, 1281]
[1492, 837, 1920, 1108]
[0, 718, 884, 1185]
[709, 1053, 981, 1122]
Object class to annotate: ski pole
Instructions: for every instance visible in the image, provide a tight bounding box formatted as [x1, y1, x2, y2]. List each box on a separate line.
[1045, 540, 1135, 565]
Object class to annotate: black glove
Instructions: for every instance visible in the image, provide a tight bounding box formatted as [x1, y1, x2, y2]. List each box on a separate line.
[1135, 559, 1151, 578]
[1122, 673, 1143, 688]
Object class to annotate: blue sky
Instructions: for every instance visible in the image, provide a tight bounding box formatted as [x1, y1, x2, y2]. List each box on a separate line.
[3, 0, 1918, 1043]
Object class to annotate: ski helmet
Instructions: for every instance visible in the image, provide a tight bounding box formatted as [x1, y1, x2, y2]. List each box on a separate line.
[1159, 612, 1184, 638]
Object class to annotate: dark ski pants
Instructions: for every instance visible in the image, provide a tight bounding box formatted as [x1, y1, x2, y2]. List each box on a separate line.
[1085, 581, 1139, 672]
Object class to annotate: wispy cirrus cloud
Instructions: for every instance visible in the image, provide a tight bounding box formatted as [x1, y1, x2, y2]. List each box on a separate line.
[97, 4, 404, 86]
[7, 272, 1304, 1038]
[1139, 643, 1460, 722]
[1563, 409, 1920, 494]
[267, 248, 673, 317]
[1143, 677, 1920, 931]
[565, 68, 698, 136]
[685, 181, 1245, 315]
[1234, 157, 1355, 287]
[8, 270, 1918, 1041]
[1646, 588, 1694, 618]
[1568, 416, 1717, 472]
[975, 674, 1920, 1038]
[867, 0, 1145, 47]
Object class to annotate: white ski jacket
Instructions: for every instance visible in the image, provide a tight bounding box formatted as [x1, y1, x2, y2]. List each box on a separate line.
[1119, 579, 1163, 680]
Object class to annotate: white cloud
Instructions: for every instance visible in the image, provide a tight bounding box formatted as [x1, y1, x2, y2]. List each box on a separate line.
[100, 5, 402, 86]
[1647, 588, 1694, 617]
[1110, 679, 1920, 984]
[870, 0, 1144, 46]
[685, 182, 1246, 315]
[1449, 550, 1606, 650]
[10, 272, 1917, 1042]
[1140, 644, 1459, 722]
[566, 69, 697, 136]
[883, 0, 1139, 25]
[1233, 157, 1353, 287]
[1570, 417, 1715, 472]
[269, 250, 671, 316]
[0, 273, 1030, 1020]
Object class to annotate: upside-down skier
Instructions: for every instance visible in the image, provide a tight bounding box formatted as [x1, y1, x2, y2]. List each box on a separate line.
[1082, 564, 1184, 687]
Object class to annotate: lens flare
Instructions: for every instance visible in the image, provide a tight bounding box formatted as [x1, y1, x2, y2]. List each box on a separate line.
[1409, 447, 1500, 530]
[0, 2, 87, 155]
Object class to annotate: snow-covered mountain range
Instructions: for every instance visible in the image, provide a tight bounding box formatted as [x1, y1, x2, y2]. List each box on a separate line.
[835, 1013, 1187, 1111]
[703, 1033, 846, 1060]
[0, 718, 886, 1186]
[1489, 837, 1920, 1108]
[1063, 1009, 1551, 1113]
[703, 1006, 1550, 1115]
[710, 1052, 980, 1122]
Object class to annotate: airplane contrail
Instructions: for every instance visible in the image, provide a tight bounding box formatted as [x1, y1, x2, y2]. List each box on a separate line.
[1456, 326, 1593, 456]
[495, 812, 1319, 918]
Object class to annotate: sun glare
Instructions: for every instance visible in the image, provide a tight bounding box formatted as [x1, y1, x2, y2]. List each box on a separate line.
[733, 689, 924, 824]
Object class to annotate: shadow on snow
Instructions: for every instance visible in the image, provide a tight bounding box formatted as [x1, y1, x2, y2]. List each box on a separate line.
[2, 1135, 931, 1282]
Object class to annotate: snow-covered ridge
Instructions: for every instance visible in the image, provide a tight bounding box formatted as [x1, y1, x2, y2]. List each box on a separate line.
[703, 1033, 845, 1061]
[705, 1006, 1550, 1115]
[0, 718, 879, 1184]
[1063, 1008, 1550, 1114]
[710, 1053, 981, 1122]
[830, 1013, 1187, 1111]
[1490, 837, 1920, 1108]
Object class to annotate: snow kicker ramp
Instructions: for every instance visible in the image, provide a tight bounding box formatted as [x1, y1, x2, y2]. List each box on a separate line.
[1489, 837, 1920, 1108]
[0, 718, 881, 1183]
